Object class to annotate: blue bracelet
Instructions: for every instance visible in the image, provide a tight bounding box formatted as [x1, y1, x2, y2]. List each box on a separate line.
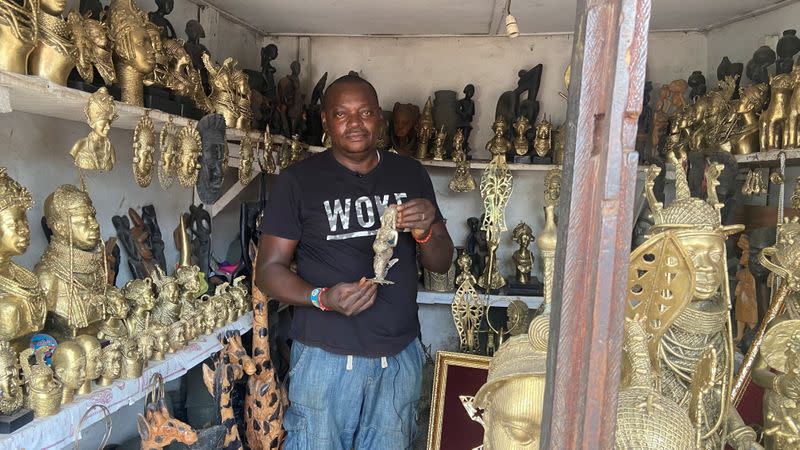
[310, 287, 322, 309]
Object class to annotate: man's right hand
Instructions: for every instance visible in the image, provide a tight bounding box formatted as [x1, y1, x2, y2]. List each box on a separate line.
[321, 278, 377, 317]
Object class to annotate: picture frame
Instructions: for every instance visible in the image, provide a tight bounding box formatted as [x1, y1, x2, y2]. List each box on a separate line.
[426, 351, 491, 450]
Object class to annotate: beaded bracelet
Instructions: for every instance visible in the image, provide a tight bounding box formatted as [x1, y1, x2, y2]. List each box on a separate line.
[318, 287, 330, 311]
[414, 228, 433, 244]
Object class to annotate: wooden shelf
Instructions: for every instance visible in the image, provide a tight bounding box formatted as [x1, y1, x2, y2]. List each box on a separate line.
[734, 149, 800, 166]
[0, 312, 253, 450]
[417, 288, 543, 309]
[421, 159, 558, 171]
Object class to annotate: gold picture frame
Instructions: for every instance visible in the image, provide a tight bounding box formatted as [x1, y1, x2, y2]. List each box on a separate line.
[427, 351, 491, 450]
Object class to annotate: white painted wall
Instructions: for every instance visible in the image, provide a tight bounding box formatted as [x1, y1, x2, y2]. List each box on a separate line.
[0, 111, 193, 283]
[303, 32, 707, 159]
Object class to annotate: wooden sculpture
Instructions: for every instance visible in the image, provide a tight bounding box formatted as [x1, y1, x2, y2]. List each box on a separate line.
[137, 399, 197, 450]
[246, 266, 287, 450]
[203, 356, 245, 449]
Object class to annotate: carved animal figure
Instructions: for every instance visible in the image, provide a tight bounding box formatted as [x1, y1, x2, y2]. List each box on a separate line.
[137, 399, 198, 450]
[203, 355, 245, 450]
[760, 72, 794, 150]
[246, 273, 286, 450]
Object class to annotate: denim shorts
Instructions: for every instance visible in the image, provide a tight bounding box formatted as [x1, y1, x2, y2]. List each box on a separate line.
[282, 338, 425, 450]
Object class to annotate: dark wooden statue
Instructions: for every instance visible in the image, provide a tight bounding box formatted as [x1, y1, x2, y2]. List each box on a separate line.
[184, 20, 210, 93]
[466, 216, 487, 280]
[495, 64, 543, 125]
[776, 29, 800, 75]
[141, 205, 167, 271]
[245, 44, 280, 131]
[746, 45, 776, 84]
[188, 205, 212, 276]
[148, 0, 177, 39]
[303, 72, 328, 146]
[276, 61, 303, 138]
[130, 208, 158, 277]
[687, 70, 706, 101]
[456, 84, 476, 155]
[112, 214, 148, 279]
[79, 0, 103, 19]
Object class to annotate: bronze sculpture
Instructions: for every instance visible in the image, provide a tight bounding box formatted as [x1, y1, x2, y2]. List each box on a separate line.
[70, 87, 118, 172]
[158, 117, 179, 189]
[51, 340, 86, 404]
[0, 0, 37, 74]
[431, 126, 446, 161]
[108, 0, 156, 106]
[19, 347, 62, 417]
[36, 185, 106, 339]
[390, 102, 420, 157]
[623, 160, 758, 448]
[511, 222, 534, 284]
[416, 98, 434, 160]
[27, 0, 75, 85]
[133, 112, 156, 187]
[760, 71, 794, 150]
[449, 129, 476, 193]
[0, 341, 22, 416]
[74, 334, 102, 395]
[68, 11, 115, 86]
[369, 206, 399, 285]
[176, 124, 202, 188]
[533, 118, 552, 158]
[0, 169, 46, 344]
[512, 116, 531, 156]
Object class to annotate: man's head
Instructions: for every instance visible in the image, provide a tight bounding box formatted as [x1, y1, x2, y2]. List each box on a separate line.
[321, 74, 382, 157]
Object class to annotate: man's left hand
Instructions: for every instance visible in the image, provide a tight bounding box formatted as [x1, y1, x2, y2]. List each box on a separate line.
[397, 199, 436, 239]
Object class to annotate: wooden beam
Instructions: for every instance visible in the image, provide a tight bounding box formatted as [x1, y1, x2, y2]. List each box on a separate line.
[539, 0, 651, 447]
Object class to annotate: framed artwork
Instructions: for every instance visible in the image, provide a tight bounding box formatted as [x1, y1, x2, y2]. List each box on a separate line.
[427, 351, 491, 450]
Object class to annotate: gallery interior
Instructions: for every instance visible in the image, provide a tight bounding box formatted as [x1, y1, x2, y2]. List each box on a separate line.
[0, 0, 799, 448]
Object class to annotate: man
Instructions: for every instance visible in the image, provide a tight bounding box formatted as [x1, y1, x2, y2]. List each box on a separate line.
[256, 73, 454, 450]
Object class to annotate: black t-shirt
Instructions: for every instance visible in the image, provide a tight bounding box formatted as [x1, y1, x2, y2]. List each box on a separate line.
[260, 150, 444, 356]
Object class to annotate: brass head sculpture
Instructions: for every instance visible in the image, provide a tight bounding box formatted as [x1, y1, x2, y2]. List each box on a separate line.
[0, 0, 37, 74]
[51, 340, 86, 404]
[120, 337, 143, 378]
[0, 168, 46, 343]
[70, 87, 118, 171]
[506, 299, 529, 336]
[97, 341, 122, 386]
[175, 264, 201, 303]
[151, 267, 180, 326]
[136, 330, 155, 363]
[158, 117, 179, 189]
[234, 68, 252, 130]
[625, 157, 759, 448]
[369, 205, 399, 285]
[133, 112, 156, 187]
[176, 124, 202, 188]
[513, 116, 531, 156]
[27, 0, 75, 85]
[511, 222, 534, 285]
[168, 321, 185, 353]
[533, 117, 552, 158]
[108, 0, 156, 106]
[74, 334, 103, 395]
[0, 340, 22, 415]
[729, 83, 768, 155]
[123, 277, 155, 336]
[150, 324, 168, 360]
[467, 315, 549, 449]
[432, 126, 446, 161]
[68, 11, 115, 85]
[19, 347, 62, 417]
[98, 286, 129, 341]
[485, 117, 512, 163]
[416, 97, 434, 160]
[36, 184, 106, 339]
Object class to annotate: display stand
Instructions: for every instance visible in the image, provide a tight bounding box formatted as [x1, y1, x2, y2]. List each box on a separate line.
[0, 312, 253, 450]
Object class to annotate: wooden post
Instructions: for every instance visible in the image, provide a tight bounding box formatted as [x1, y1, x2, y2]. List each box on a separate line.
[539, 0, 651, 448]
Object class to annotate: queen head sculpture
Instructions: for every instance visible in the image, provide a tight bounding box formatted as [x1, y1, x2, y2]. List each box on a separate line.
[108, 0, 156, 106]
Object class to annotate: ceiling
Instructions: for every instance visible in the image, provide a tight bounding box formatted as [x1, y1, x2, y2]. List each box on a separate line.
[202, 0, 790, 35]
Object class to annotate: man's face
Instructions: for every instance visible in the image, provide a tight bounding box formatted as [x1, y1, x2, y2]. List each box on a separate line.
[322, 83, 381, 156]
[129, 28, 156, 74]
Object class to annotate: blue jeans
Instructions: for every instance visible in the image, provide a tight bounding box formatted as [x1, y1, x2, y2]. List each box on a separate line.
[283, 339, 424, 450]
